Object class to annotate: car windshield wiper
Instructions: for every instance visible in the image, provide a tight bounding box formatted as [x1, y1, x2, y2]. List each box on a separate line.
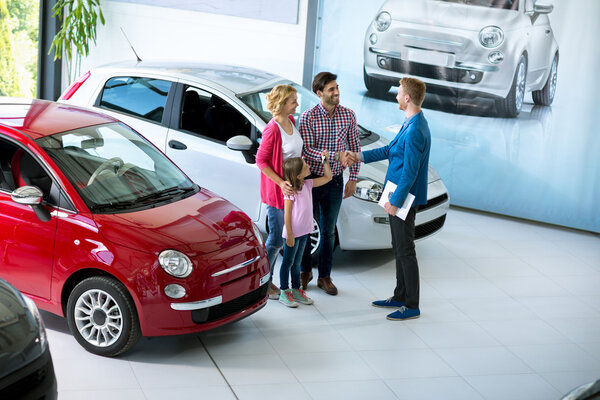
[134, 186, 196, 204]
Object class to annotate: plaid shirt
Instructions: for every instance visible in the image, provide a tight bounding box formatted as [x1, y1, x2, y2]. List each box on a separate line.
[299, 103, 361, 180]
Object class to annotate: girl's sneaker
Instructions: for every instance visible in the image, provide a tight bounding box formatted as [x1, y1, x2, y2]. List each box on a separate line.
[279, 289, 298, 308]
[292, 288, 314, 305]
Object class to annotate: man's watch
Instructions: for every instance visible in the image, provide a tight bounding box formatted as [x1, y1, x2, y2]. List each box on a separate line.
[335, 152, 340, 161]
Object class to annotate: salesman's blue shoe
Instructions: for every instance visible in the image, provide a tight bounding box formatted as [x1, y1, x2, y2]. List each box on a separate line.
[386, 306, 420, 320]
[372, 297, 405, 308]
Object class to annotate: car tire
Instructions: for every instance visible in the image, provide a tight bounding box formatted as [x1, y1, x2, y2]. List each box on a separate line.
[364, 67, 392, 97]
[496, 54, 527, 118]
[532, 53, 558, 106]
[67, 276, 141, 357]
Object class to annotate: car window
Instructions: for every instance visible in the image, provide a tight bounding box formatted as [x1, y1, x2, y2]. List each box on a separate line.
[0, 138, 62, 207]
[36, 122, 197, 214]
[99, 77, 172, 123]
[179, 86, 252, 143]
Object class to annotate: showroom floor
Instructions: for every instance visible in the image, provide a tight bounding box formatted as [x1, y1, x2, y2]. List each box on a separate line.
[41, 207, 600, 400]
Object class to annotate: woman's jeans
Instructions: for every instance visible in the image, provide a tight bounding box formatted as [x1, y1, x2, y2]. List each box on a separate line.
[265, 205, 284, 276]
[280, 234, 309, 290]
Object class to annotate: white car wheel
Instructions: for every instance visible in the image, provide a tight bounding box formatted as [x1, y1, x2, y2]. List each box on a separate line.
[496, 54, 527, 118]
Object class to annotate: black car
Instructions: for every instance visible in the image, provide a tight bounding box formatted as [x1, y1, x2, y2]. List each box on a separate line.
[0, 278, 57, 399]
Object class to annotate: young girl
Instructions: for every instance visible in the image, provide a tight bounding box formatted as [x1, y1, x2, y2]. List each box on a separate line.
[278, 151, 332, 307]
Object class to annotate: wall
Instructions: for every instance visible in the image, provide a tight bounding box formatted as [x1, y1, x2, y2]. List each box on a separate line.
[64, 0, 309, 87]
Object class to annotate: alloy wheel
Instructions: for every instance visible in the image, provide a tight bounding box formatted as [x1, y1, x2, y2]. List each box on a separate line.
[74, 289, 123, 347]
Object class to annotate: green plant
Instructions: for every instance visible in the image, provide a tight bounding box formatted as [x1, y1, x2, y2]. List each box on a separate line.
[49, 0, 105, 62]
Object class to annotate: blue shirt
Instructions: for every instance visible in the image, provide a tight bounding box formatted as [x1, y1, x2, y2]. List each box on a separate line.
[363, 111, 431, 207]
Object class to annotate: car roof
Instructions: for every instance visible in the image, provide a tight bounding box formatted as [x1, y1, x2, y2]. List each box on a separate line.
[94, 60, 286, 94]
[0, 98, 116, 139]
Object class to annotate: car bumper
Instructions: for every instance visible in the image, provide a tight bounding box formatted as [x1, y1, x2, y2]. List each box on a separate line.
[0, 347, 57, 400]
[337, 178, 449, 250]
[364, 22, 519, 99]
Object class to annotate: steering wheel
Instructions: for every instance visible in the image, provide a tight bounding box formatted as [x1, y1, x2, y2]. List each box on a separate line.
[87, 157, 124, 186]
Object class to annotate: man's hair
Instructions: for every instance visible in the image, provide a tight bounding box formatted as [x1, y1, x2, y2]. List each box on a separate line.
[312, 72, 337, 94]
[400, 77, 426, 106]
[265, 84, 297, 116]
[282, 157, 305, 191]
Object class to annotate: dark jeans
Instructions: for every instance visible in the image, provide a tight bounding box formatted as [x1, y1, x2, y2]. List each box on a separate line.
[280, 234, 309, 290]
[265, 205, 284, 273]
[301, 174, 343, 278]
[390, 207, 420, 309]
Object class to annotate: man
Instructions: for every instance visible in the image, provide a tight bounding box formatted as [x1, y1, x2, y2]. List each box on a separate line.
[299, 72, 360, 295]
[348, 77, 430, 320]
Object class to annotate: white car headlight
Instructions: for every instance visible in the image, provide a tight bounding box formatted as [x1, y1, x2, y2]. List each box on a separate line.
[374, 11, 391, 32]
[159, 250, 193, 278]
[252, 223, 264, 247]
[479, 26, 504, 48]
[23, 295, 48, 352]
[354, 178, 384, 202]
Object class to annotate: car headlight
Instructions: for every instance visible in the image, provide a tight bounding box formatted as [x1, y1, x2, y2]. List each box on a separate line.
[353, 178, 384, 202]
[479, 26, 504, 48]
[374, 11, 391, 32]
[23, 295, 48, 352]
[159, 250, 193, 278]
[252, 223, 264, 247]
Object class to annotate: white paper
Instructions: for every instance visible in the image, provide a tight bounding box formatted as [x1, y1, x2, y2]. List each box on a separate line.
[378, 181, 415, 221]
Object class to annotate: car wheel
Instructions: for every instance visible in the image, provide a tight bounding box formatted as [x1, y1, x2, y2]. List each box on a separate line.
[496, 54, 527, 117]
[364, 67, 391, 97]
[67, 276, 141, 357]
[532, 53, 558, 106]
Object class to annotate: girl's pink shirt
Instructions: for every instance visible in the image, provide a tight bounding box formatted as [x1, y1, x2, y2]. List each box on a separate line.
[282, 179, 314, 238]
[256, 115, 296, 210]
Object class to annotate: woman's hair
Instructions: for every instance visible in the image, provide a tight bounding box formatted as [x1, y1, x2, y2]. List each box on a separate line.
[282, 157, 305, 191]
[266, 84, 297, 116]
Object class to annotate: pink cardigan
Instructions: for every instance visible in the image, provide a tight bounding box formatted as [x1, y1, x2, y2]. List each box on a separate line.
[256, 115, 296, 209]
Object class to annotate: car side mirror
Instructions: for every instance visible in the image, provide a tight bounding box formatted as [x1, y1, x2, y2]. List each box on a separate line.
[11, 186, 51, 222]
[533, 2, 553, 14]
[226, 135, 253, 151]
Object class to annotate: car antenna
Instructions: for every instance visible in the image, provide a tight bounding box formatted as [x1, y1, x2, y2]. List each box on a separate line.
[120, 27, 142, 62]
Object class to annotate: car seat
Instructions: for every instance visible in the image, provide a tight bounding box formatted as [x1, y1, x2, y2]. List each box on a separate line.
[204, 96, 249, 142]
[181, 90, 206, 133]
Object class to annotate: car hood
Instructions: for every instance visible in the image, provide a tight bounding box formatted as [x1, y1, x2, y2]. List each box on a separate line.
[360, 133, 439, 184]
[93, 190, 256, 256]
[0, 281, 43, 381]
[383, 0, 522, 31]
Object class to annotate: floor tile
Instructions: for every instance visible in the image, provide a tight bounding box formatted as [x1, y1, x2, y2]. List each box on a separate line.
[451, 297, 537, 321]
[465, 374, 561, 400]
[426, 277, 508, 299]
[333, 318, 427, 351]
[284, 351, 379, 382]
[145, 386, 236, 400]
[540, 370, 600, 396]
[303, 380, 397, 400]
[490, 276, 569, 297]
[546, 318, 600, 344]
[409, 321, 500, 348]
[211, 353, 297, 385]
[387, 377, 484, 400]
[233, 383, 310, 400]
[59, 389, 147, 400]
[478, 319, 570, 346]
[509, 344, 600, 373]
[435, 347, 532, 376]
[465, 257, 541, 278]
[360, 349, 456, 379]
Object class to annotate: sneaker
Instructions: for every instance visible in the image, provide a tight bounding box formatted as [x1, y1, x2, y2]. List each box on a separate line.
[279, 289, 298, 308]
[292, 288, 314, 305]
[372, 297, 405, 308]
[268, 283, 281, 300]
[386, 306, 420, 321]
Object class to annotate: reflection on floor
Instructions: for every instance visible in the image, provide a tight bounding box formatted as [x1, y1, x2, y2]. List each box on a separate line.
[43, 207, 600, 400]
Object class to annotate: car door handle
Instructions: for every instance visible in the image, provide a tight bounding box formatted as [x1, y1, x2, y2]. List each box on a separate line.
[168, 140, 187, 150]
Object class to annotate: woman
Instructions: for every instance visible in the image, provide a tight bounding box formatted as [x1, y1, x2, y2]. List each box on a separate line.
[256, 84, 302, 299]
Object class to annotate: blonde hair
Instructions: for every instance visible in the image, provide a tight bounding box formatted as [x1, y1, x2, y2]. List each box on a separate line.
[266, 84, 297, 116]
[400, 77, 426, 106]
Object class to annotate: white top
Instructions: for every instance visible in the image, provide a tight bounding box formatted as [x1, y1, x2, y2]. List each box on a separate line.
[276, 121, 303, 161]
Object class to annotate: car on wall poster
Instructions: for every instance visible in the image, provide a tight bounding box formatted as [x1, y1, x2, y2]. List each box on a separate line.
[363, 0, 559, 117]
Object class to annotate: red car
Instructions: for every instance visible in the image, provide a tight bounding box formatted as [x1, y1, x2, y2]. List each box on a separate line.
[0, 99, 270, 356]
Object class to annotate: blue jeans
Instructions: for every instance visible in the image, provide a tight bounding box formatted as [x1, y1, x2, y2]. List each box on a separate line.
[280, 234, 308, 290]
[265, 205, 284, 274]
[301, 174, 343, 278]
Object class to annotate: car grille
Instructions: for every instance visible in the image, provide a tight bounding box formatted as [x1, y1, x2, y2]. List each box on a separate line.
[415, 214, 446, 239]
[0, 348, 57, 399]
[379, 56, 483, 84]
[415, 193, 449, 212]
[191, 282, 269, 324]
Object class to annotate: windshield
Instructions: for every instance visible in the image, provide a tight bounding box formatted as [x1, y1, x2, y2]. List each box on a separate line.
[238, 82, 374, 141]
[36, 123, 197, 213]
[438, 0, 518, 9]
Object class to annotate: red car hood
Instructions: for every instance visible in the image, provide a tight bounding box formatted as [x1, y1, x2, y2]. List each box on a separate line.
[92, 190, 255, 256]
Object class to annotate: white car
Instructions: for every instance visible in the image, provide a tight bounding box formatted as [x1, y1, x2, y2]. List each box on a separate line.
[61, 62, 449, 258]
[364, 0, 559, 117]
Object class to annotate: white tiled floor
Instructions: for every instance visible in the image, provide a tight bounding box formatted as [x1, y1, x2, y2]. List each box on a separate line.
[42, 207, 600, 399]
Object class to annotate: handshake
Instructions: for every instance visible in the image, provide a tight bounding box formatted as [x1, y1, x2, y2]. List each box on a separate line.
[339, 150, 361, 167]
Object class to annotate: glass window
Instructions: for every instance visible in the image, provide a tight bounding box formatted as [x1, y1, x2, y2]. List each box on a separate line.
[438, 0, 519, 10]
[37, 123, 197, 213]
[100, 77, 172, 123]
[180, 86, 252, 142]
